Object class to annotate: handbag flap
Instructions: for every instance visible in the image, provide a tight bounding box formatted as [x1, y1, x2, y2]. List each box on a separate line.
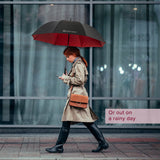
[70, 94, 88, 103]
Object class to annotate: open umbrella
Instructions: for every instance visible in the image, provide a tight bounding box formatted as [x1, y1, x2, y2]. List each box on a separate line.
[32, 20, 105, 47]
[32, 20, 105, 73]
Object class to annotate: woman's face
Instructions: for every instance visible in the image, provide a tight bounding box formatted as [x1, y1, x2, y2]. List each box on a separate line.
[65, 54, 76, 63]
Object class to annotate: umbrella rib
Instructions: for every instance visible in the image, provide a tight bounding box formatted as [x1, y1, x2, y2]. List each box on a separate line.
[79, 35, 83, 47]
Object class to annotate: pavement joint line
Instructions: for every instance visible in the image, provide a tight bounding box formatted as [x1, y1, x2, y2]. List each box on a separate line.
[0, 142, 160, 144]
[0, 158, 160, 160]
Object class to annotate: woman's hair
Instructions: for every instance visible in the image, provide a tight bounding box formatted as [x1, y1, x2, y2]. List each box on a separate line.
[63, 47, 88, 67]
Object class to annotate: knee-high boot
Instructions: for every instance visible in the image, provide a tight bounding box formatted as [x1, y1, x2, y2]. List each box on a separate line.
[45, 121, 70, 153]
[84, 122, 109, 152]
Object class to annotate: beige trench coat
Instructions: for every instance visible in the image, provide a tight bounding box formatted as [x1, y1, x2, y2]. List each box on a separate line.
[61, 58, 98, 123]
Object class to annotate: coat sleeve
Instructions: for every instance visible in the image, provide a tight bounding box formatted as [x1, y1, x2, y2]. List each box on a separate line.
[62, 63, 85, 85]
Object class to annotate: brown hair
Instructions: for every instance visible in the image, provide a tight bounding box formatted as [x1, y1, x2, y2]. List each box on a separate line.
[63, 47, 88, 67]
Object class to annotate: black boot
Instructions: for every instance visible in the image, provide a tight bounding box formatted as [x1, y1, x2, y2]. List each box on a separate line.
[45, 121, 70, 153]
[84, 122, 109, 152]
[45, 144, 64, 153]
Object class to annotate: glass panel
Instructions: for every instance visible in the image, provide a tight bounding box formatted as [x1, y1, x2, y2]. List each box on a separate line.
[93, 4, 160, 98]
[0, 99, 66, 125]
[0, 2, 160, 130]
[0, 4, 89, 97]
[93, 100, 160, 126]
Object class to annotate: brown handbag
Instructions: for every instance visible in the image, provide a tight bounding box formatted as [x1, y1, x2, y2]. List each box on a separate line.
[69, 86, 88, 109]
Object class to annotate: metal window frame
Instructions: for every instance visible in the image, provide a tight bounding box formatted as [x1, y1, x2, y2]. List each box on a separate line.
[0, 0, 160, 128]
[1, 1, 160, 5]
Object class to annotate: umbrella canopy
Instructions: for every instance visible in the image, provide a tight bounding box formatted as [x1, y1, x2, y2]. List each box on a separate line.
[32, 20, 105, 47]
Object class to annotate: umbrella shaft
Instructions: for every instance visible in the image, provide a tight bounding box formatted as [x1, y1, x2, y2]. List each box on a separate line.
[64, 59, 67, 74]
[67, 34, 70, 46]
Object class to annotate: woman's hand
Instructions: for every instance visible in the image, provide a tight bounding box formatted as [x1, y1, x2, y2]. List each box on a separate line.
[59, 74, 66, 80]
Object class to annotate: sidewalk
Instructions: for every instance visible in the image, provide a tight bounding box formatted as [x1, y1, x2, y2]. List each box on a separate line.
[0, 133, 160, 160]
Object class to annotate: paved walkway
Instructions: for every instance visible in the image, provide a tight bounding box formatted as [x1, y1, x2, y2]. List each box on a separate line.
[0, 133, 160, 160]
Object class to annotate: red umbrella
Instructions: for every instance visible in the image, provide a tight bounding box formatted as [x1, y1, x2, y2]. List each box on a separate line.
[32, 20, 105, 47]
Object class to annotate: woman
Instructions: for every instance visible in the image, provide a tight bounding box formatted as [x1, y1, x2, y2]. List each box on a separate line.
[45, 47, 109, 153]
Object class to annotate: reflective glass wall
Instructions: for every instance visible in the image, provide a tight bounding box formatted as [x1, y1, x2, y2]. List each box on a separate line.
[0, 1, 160, 127]
[93, 4, 160, 125]
[0, 3, 89, 125]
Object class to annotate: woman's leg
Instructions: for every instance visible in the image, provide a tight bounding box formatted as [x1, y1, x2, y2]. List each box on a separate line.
[45, 121, 71, 153]
[83, 122, 109, 152]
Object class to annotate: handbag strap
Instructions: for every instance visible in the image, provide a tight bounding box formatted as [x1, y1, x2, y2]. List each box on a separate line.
[70, 85, 73, 92]
[69, 72, 75, 98]
[70, 73, 75, 94]
[69, 85, 75, 104]
[69, 85, 74, 99]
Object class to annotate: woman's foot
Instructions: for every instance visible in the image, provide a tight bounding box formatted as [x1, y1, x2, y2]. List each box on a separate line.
[84, 123, 109, 152]
[92, 142, 109, 152]
[45, 144, 64, 153]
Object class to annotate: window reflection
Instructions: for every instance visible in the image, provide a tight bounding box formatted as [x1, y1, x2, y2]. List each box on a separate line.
[93, 5, 160, 101]
[0, 3, 160, 126]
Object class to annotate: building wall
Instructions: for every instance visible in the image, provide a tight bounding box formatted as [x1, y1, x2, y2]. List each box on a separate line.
[0, 1, 160, 130]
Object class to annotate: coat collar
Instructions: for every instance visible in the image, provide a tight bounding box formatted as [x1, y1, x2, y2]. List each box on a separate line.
[72, 57, 82, 68]
[73, 57, 79, 64]
[68, 57, 82, 76]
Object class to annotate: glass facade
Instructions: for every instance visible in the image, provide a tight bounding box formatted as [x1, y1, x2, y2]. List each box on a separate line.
[93, 4, 160, 125]
[0, 1, 160, 128]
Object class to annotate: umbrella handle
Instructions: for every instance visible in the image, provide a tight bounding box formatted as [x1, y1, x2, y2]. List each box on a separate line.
[64, 59, 67, 74]
[64, 67, 67, 74]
